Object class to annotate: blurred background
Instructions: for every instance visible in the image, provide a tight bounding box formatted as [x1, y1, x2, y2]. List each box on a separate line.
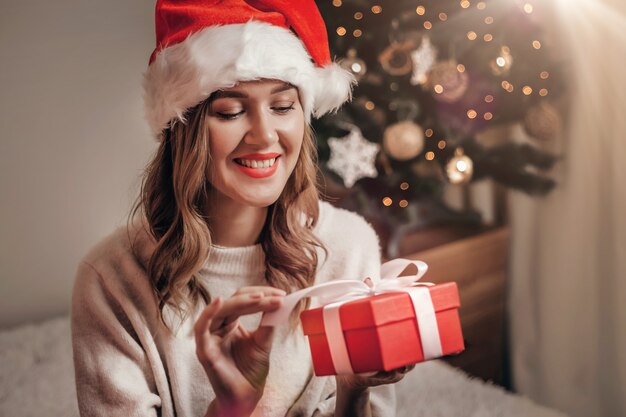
[1, 0, 624, 416]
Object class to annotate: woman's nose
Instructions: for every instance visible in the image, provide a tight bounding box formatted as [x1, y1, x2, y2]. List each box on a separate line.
[245, 110, 278, 146]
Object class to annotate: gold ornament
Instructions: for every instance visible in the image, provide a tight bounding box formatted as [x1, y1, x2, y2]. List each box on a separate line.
[383, 121, 425, 161]
[446, 148, 474, 184]
[490, 46, 514, 76]
[523, 101, 562, 141]
[340, 48, 368, 81]
[426, 60, 469, 103]
[378, 40, 415, 76]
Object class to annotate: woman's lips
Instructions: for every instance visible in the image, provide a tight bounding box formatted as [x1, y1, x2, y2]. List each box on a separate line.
[236, 152, 281, 160]
[234, 157, 280, 178]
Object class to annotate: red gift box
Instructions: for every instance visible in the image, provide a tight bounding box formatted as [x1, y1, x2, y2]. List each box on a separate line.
[300, 282, 464, 376]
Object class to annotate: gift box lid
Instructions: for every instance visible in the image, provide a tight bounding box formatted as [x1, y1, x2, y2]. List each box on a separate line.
[301, 282, 460, 335]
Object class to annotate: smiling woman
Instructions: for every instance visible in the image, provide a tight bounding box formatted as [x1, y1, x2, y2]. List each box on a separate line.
[70, 1, 407, 417]
[205, 80, 305, 209]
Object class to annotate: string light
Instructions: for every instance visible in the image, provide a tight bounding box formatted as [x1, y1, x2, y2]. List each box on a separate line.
[461, 0, 471, 9]
[484, 34, 493, 42]
[502, 80, 514, 92]
[424, 21, 433, 29]
[365, 101, 375, 110]
[371, 5, 382, 14]
[400, 182, 410, 190]
[438, 140, 447, 149]
[332, 0, 342, 7]
[382, 197, 393, 206]
[477, 1, 486, 9]
[336, 26, 347, 36]
[532, 40, 542, 49]
[425, 128, 434, 137]
[467, 109, 477, 119]
[467, 31, 477, 40]
[522, 86, 533, 95]
[425, 151, 435, 160]
[540, 71, 550, 79]
[390, 82, 399, 91]
[416, 5, 426, 15]
[539, 88, 549, 96]
[485, 16, 494, 24]
[353, 29, 362, 37]
[484, 112, 493, 120]
[523, 3, 533, 13]
[434, 84, 444, 94]
[354, 12, 363, 20]
[485, 94, 494, 103]
[457, 64, 466, 72]
[439, 13, 448, 21]
[399, 200, 409, 208]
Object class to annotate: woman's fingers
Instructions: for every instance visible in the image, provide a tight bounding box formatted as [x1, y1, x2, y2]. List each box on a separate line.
[194, 298, 224, 364]
[209, 293, 284, 333]
[372, 364, 416, 383]
[252, 325, 276, 353]
[194, 297, 222, 341]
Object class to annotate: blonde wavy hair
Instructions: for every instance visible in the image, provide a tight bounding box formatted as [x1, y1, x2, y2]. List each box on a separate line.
[128, 92, 326, 328]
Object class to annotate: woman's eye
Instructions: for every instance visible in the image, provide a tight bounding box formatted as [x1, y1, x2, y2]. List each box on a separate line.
[216, 110, 244, 120]
[272, 104, 295, 114]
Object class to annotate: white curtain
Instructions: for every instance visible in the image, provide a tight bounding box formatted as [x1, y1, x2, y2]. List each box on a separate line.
[508, 0, 626, 416]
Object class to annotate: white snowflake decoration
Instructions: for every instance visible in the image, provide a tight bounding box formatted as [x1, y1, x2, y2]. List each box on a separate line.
[327, 128, 380, 188]
[410, 36, 438, 86]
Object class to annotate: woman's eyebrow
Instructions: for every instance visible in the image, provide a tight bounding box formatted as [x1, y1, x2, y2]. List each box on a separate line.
[211, 90, 247, 100]
[271, 83, 296, 94]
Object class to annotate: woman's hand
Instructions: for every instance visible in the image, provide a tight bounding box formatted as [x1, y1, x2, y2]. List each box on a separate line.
[194, 286, 285, 417]
[336, 364, 416, 390]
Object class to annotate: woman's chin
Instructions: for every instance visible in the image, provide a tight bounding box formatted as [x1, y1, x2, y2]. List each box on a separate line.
[238, 193, 281, 208]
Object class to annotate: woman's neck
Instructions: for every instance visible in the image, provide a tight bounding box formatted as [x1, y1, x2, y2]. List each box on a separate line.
[206, 199, 268, 247]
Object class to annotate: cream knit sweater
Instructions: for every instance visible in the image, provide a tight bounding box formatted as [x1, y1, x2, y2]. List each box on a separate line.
[71, 201, 395, 417]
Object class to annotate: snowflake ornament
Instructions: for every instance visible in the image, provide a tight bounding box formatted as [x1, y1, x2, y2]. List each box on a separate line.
[410, 36, 438, 86]
[327, 128, 380, 188]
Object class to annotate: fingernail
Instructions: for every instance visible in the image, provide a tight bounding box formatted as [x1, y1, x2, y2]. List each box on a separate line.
[250, 293, 263, 299]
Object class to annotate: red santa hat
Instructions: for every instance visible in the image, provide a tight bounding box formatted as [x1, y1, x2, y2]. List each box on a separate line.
[143, 0, 356, 138]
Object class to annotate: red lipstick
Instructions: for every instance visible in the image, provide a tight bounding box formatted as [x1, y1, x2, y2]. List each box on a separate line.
[233, 153, 281, 179]
[235, 152, 280, 160]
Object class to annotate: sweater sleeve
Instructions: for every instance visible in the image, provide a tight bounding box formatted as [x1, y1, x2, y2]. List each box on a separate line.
[71, 261, 162, 417]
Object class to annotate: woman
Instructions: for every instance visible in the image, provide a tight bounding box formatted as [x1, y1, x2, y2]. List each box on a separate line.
[71, 1, 412, 416]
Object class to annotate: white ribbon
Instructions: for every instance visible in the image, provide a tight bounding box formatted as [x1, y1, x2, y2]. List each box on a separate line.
[261, 258, 443, 374]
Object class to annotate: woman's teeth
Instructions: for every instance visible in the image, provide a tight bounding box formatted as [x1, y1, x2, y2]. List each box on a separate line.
[236, 158, 277, 168]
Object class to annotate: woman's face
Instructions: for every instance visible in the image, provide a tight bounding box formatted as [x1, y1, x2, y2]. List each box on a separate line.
[205, 79, 305, 208]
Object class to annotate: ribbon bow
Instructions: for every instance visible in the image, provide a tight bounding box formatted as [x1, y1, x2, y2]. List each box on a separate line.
[262, 258, 430, 326]
[261, 258, 443, 374]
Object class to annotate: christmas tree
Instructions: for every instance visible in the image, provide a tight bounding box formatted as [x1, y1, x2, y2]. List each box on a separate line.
[313, 0, 566, 254]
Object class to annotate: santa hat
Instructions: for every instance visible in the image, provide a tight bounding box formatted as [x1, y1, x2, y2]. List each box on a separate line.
[143, 0, 356, 138]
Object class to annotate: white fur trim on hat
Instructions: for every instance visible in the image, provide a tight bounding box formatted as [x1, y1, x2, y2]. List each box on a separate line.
[143, 21, 356, 138]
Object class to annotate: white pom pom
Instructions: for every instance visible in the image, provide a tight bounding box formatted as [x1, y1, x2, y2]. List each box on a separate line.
[313, 63, 357, 118]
